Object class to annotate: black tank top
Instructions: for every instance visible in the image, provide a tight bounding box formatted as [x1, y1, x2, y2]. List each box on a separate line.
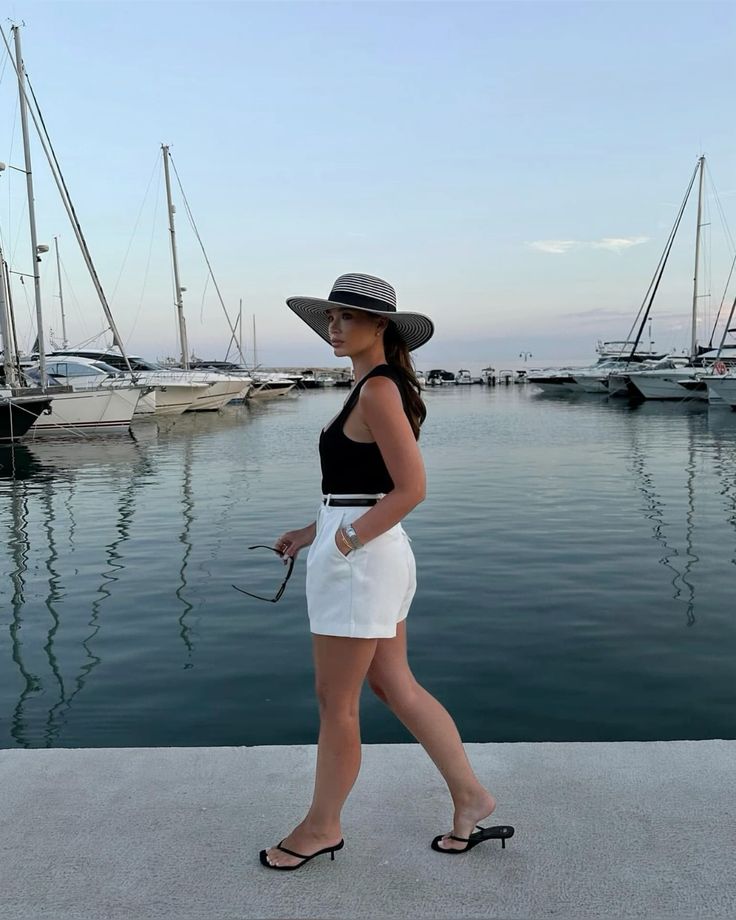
[319, 364, 409, 494]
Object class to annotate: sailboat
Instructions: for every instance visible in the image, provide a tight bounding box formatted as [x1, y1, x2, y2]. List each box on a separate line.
[529, 156, 734, 399]
[0, 242, 53, 440]
[0, 24, 142, 436]
[626, 156, 736, 401]
[157, 145, 250, 410]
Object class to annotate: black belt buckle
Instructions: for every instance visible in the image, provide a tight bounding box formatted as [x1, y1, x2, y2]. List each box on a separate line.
[324, 498, 378, 507]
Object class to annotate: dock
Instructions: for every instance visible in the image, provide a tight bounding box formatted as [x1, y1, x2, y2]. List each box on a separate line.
[1, 740, 734, 919]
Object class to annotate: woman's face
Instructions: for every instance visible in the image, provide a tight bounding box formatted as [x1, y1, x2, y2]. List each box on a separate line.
[325, 308, 384, 358]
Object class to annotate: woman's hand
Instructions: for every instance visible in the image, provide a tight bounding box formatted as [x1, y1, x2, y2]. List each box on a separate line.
[334, 527, 352, 557]
[274, 522, 316, 561]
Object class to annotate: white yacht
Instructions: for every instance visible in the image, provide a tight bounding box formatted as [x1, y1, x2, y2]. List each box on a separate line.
[47, 350, 239, 415]
[529, 349, 671, 395]
[626, 349, 736, 401]
[21, 358, 143, 436]
[28, 356, 156, 415]
[696, 371, 736, 406]
[248, 373, 297, 400]
[188, 361, 254, 402]
[526, 368, 580, 393]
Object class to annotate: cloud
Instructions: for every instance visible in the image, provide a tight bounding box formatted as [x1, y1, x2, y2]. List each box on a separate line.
[591, 236, 649, 252]
[528, 240, 580, 254]
[528, 236, 649, 254]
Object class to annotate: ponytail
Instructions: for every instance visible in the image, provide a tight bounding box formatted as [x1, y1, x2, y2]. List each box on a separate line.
[383, 322, 427, 439]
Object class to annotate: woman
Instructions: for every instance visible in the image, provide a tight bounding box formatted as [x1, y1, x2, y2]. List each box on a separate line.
[260, 273, 513, 870]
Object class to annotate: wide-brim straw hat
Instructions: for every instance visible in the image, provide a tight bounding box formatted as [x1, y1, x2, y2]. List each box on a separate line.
[286, 273, 435, 352]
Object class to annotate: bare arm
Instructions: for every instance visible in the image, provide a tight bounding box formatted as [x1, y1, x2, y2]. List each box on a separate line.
[275, 520, 316, 560]
[347, 375, 426, 546]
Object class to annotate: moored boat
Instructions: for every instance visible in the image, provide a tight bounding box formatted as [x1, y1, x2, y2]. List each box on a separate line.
[0, 392, 53, 441]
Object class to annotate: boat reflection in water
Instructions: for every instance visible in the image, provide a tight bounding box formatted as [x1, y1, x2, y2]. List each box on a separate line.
[0, 409, 249, 747]
[0, 445, 48, 481]
[3, 437, 153, 746]
[623, 401, 736, 628]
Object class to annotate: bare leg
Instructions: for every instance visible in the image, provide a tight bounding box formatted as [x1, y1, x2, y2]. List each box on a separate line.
[367, 621, 495, 851]
[264, 634, 377, 867]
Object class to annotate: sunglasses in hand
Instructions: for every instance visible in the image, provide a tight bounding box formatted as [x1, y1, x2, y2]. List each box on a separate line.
[232, 544, 295, 603]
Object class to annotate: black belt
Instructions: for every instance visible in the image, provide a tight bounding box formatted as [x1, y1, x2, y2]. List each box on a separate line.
[323, 498, 379, 507]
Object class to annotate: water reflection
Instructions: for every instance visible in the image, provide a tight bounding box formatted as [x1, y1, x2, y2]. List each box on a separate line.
[1, 410, 255, 746]
[2, 394, 736, 748]
[624, 404, 736, 627]
[2, 435, 167, 743]
[708, 412, 736, 573]
[177, 438, 195, 666]
[7, 481, 40, 747]
[0, 445, 47, 480]
[5, 438, 156, 746]
[628, 422, 696, 625]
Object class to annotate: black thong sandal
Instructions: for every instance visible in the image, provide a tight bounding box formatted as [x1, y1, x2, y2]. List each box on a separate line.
[259, 838, 344, 871]
[431, 824, 515, 854]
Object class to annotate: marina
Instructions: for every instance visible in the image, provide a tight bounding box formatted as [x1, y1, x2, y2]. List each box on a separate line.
[0, 3, 735, 915]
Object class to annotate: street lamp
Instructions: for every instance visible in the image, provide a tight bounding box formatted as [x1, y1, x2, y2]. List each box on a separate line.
[519, 351, 533, 362]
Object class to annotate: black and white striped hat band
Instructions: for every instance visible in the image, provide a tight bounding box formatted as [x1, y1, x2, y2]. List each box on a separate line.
[286, 273, 434, 352]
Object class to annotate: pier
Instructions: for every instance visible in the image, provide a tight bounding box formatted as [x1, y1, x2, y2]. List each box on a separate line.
[1, 740, 733, 919]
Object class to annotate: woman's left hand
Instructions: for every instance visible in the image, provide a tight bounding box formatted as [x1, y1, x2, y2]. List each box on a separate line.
[334, 528, 352, 557]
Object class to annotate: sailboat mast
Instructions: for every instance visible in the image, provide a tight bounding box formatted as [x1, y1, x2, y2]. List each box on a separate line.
[53, 236, 68, 349]
[13, 25, 46, 385]
[252, 315, 257, 366]
[161, 144, 189, 369]
[690, 155, 705, 360]
[238, 298, 243, 360]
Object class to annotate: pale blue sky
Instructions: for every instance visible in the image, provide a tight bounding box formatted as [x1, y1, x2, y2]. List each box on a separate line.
[1, 1, 734, 370]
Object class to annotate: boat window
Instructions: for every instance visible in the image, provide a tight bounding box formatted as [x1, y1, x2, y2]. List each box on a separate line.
[90, 360, 123, 376]
[54, 362, 99, 377]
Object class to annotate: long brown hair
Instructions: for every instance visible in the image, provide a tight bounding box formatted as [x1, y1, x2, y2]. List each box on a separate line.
[383, 321, 427, 439]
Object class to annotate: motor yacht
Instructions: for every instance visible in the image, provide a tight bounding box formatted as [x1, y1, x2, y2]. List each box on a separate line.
[20, 357, 143, 435]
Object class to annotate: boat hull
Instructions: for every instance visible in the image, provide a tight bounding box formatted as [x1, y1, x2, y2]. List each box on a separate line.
[150, 383, 209, 415]
[703, 376, 736, 407]
[186, 380, 246, 411]
[0, 395, 54, 442]
[27, 387, 140, 436]
[627, 374, 695, 400]
[528, 376, 578, 394]
[606, 374, 631, 397]
[248, 382, 296, 400]
[571, 375, 608, 393]
[132, 390, 156, 415]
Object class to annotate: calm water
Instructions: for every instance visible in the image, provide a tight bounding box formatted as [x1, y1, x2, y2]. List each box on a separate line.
[2, 386, 736, 749]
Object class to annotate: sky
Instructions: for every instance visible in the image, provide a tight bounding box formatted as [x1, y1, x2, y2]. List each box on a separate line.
[0, 0, 735, 372]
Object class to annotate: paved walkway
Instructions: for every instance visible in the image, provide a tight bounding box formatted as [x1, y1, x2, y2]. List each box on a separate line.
[1, 741, 734, 919]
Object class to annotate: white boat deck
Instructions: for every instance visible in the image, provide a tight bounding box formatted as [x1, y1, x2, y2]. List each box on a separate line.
[1, 740, 733, 919]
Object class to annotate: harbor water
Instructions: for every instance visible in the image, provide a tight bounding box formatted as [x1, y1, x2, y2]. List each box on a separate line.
[1, 385, 735, 749]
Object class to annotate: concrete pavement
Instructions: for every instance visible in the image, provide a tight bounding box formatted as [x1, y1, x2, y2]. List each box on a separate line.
[1, 741, 734, 919]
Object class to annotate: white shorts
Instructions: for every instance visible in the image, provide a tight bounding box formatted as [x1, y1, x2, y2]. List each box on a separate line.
[305, 495, 417, 638]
